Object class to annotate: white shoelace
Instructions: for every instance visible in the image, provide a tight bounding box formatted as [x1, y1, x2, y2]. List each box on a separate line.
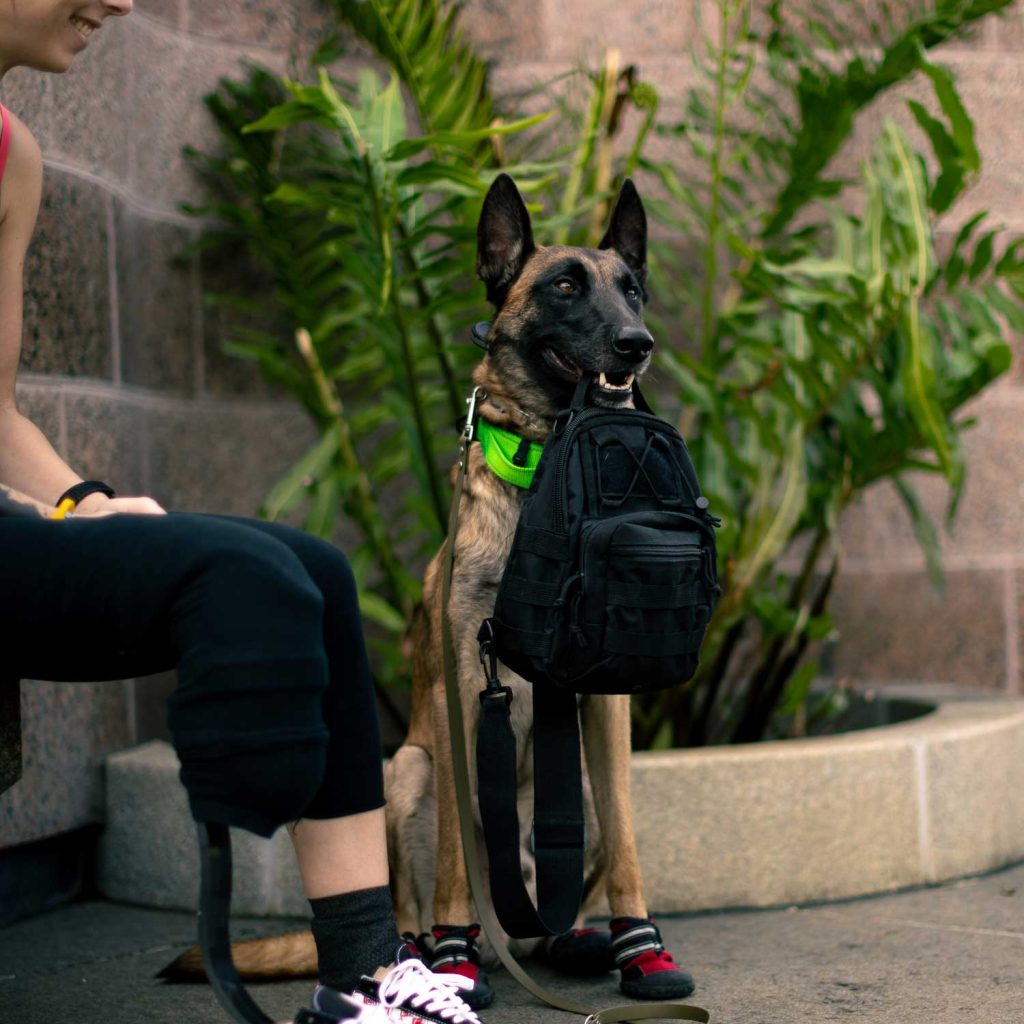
[377, 959, 481, 1024]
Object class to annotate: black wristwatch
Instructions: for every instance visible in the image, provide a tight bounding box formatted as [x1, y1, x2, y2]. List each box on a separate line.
[56, 480, 116, 507]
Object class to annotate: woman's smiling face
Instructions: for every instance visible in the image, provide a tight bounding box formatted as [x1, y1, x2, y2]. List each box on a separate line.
[0, 1, 133, 76]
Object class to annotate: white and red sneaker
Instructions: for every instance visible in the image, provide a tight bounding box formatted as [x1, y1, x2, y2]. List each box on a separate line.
[295, 987, 392, 1024]
[324, 957, 483, 1024]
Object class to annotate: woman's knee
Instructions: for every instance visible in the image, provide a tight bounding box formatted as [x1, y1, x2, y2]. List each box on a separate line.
[182, 741, 328, 837]
[233, 519, 359, 605]
[175, 517, 328, 637]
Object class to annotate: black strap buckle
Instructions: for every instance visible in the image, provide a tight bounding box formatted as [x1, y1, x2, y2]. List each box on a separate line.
[477, 619, 512, 706]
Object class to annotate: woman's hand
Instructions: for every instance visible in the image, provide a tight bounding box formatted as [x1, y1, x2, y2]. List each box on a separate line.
[75, 494, 167, 516]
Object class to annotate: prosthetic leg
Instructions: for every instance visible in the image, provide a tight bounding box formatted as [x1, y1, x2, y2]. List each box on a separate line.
[197, 823, 275, 1024]
[197, 823, 334, 1024]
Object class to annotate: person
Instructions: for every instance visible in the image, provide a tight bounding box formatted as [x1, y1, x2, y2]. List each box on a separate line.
[0, 5, 479, 1023]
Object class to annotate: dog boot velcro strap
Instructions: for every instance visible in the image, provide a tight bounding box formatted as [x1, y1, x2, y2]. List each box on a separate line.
[610, 916, 695, 999]
[429, 924, 494, 1009]
[430, 923, 482, 970]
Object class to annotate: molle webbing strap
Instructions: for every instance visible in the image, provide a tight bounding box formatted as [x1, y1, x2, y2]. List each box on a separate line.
[611, 918, 664, 967]
[440, 389, 710, 1024]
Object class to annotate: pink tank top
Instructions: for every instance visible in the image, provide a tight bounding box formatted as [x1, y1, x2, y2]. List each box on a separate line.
[0, 104, 11, 185]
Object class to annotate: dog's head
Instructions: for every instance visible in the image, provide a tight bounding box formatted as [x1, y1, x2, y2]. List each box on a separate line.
[474, 173, 652, 422]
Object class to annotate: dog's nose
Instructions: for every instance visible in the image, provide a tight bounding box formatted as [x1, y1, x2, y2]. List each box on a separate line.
[612, 327, 655, 363]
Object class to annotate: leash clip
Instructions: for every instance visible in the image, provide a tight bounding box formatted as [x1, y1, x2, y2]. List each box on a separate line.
[463, 386, 483, 444]
[477, 618, 511, 705]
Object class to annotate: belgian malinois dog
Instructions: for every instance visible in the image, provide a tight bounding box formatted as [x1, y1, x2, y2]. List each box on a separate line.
[384, 174, 696, 1007]
[163, 174, 696, 1007]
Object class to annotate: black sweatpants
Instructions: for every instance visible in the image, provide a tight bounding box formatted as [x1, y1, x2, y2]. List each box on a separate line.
[0, 513, 384, 837]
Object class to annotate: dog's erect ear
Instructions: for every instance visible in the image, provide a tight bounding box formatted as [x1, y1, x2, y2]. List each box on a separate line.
[599, 178, 647, 289]
[477, 173, 535, 307]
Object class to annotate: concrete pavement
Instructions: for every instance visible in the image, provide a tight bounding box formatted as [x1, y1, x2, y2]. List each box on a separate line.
[2, 861, 1023, 1023]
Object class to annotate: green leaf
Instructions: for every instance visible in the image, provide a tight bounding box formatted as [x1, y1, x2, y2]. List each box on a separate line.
[892, 476, 944, 590]
[261, 427, 340, 521]
[357, 589, 407, 634]
[385, 112, 552, 161]
[917, 52, 980, 174]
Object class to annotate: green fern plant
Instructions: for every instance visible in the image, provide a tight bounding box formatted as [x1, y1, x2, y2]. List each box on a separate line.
[189, 0, 1020, 746]
[633, 0, 1018, 746]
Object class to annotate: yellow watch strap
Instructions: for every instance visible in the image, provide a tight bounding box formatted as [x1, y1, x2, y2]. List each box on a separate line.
[50, 497, 76, 520]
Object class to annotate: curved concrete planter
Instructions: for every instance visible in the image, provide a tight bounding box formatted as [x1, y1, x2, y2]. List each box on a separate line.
[634, 697, 1024, 912]
[97, 697, 1024, 916]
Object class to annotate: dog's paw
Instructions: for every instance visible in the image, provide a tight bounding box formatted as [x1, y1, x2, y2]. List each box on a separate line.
[611, 916, 696, 1000]
[542, 928, 615, 977]
[435, 963, 495, 1010]
[429, 924, 495, 1009]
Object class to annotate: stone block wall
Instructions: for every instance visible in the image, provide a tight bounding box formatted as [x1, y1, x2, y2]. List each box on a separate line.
[0, 1, 326, 849]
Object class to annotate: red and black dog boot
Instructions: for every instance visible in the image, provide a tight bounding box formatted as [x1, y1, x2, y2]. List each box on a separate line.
[610, 916, 695, 999]
[429, 923, 495, 1010]
[399, 933, 429, 961]
[542, 927, 616, 976]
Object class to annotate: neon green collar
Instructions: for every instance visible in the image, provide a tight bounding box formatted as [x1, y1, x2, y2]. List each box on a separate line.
[476, 419, 544, 489]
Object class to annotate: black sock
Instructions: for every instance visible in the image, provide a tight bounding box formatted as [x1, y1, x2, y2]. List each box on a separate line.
[310, 885, 399, 992]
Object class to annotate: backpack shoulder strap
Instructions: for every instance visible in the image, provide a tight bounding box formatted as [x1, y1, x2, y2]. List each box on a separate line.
[477, 640, 586, 937]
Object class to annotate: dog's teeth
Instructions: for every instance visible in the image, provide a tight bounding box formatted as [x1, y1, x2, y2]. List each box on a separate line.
[598, 372, 608, 387]
[624, 374, 635, 388]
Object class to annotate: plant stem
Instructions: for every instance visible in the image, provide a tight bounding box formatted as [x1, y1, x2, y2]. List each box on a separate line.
[586, 49, 623, 245]
[700, 0, 732, 362]
[555, 52, 613, 246]
[364, 153, 449, 540]
[295, 328, 414, 617]
[395, 219, 463, 427]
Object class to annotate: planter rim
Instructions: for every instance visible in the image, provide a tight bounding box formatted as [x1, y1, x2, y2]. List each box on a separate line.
[634, 697, 1024, 766]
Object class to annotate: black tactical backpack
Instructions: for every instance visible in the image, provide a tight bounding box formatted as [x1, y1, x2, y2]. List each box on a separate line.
[471, 378, 720, 941]
[488, 378, 719, 696]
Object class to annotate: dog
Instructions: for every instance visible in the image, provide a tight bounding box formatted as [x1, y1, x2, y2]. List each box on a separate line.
[162, 174, 696, 1006]
[384, 174, 695, 1007]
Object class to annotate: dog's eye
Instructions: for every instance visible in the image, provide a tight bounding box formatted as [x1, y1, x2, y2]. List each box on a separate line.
[625, 286, 640, 302]
[554, 278, 577, 294]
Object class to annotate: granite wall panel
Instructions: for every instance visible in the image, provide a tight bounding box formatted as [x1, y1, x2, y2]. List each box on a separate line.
[824, 569, 1007, 689]
[114, 202, 199, 395]
[144, 399, 316, 515]
[135, 0, 183, 29]
[185, 0, 334, 49]
[62, 392, 148, 497]
[0, 681, 133, 848]
[20, 175, 114, 380]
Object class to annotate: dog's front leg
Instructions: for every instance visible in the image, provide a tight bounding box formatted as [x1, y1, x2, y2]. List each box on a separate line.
[580, 693, 696, 999]
[429, 677, 478, 926]
[427, 673, 497, 1007]
[579, 693, 646, 918]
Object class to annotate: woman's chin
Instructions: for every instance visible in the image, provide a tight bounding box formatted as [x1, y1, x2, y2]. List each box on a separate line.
[28, 51, 77, 74]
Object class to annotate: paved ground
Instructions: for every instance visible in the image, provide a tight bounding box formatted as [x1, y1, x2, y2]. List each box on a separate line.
[2, 861, 1023, 1024]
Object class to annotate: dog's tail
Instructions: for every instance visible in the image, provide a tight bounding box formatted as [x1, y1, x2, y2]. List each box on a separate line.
[158, 929, 317, 981]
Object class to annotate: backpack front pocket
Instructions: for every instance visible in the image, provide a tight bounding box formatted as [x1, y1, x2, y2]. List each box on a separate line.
[570, 514, 713, 692]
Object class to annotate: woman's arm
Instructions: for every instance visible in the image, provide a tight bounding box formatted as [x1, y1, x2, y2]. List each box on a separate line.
[0, 482, 50, 517]
[0, 109, 162, 516]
